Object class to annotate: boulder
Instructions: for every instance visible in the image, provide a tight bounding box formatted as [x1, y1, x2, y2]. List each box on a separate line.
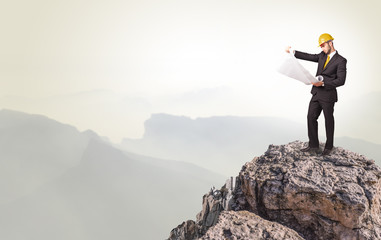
[238, 141, 381, 239]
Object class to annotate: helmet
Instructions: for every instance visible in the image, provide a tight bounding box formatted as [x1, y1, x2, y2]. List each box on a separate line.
[318, 33, 334, 47]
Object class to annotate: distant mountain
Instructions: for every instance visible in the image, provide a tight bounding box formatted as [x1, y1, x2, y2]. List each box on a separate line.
[0, 109, 90, 204]
[0, 109, 225, 240]
[121, 114, 307, 176]
[121, 114, 381, 176]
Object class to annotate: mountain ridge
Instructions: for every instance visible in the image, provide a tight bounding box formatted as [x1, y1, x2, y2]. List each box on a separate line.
[122, 113, 381, 176]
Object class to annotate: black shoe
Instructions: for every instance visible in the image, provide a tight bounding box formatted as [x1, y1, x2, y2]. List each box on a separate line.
[322, 149, 332, 156]
[301, 146, 319, 152]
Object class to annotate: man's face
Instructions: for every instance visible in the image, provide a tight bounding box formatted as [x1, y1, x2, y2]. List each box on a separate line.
[320, 42, 332, 54]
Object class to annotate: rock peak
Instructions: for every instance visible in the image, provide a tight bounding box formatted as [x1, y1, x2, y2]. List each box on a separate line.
[168, 141, 381, 240]
[263, 140, 375, 167]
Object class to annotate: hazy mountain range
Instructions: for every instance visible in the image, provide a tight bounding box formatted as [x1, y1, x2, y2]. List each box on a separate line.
[121, 113, 381, 176]
[1, 109, 380, 239]
[0, 109, 225, 240]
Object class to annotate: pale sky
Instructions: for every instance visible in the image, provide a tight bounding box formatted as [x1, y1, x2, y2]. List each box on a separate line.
[1, 0, 380, 143]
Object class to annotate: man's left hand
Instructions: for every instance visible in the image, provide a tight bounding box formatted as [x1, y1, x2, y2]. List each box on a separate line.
[312, 81, 324, 87]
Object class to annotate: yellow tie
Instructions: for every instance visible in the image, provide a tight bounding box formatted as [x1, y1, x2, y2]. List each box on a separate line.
[324, 55, 330, 69]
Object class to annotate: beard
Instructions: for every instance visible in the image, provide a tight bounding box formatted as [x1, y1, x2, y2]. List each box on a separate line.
[325, 45, 332, 54]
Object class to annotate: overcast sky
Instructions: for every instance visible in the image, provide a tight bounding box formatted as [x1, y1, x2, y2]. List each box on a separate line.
[1, 0, 380, 143]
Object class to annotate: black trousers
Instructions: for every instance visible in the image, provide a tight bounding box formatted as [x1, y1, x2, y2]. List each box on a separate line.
[307, 98, 335, 150]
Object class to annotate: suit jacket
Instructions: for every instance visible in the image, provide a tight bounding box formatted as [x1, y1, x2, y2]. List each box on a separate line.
[295, 50, 347, 102]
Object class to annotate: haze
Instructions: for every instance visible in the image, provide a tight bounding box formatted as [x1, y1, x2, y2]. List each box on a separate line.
[1, 0, 380, 143]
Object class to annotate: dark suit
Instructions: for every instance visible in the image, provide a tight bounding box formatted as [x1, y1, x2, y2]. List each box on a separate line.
[295, 50, 347, 149]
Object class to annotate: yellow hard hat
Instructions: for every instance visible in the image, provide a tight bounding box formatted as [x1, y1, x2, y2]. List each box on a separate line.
[318, 33, 334, 47]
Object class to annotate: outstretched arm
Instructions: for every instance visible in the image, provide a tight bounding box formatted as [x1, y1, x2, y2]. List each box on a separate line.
[294, 51, 321, 62]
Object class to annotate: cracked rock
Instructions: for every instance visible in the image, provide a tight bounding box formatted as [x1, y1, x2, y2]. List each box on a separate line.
[201, 211, 304, 240]
[238, 141, 381, 240]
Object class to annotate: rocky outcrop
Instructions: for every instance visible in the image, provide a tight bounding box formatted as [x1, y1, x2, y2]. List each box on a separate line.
[238, 141, 381, 239]
[168, 220, 198, 240]
[168, 178, 235, 239]
[168, 141, 381, 240]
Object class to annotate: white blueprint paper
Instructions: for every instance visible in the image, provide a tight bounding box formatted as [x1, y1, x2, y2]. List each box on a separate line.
[277, 52, 319, 85]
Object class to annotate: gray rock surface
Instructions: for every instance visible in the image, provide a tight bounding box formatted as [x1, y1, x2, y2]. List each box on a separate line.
[168, 141, 381, 240]
[196, 177, 236, 234]
[168, 178, 235, 239]
[168, 220, 198, 240]
[201, 210, 304, 240]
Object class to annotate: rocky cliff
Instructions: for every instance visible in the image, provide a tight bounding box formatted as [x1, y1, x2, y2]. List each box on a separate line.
[168, 141, 381, 240]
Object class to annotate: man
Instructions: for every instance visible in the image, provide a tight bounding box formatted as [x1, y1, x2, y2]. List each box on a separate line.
[286, 33, 347, 155]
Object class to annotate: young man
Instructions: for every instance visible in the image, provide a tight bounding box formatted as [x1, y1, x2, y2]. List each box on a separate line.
[286, 33, 347, 155]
